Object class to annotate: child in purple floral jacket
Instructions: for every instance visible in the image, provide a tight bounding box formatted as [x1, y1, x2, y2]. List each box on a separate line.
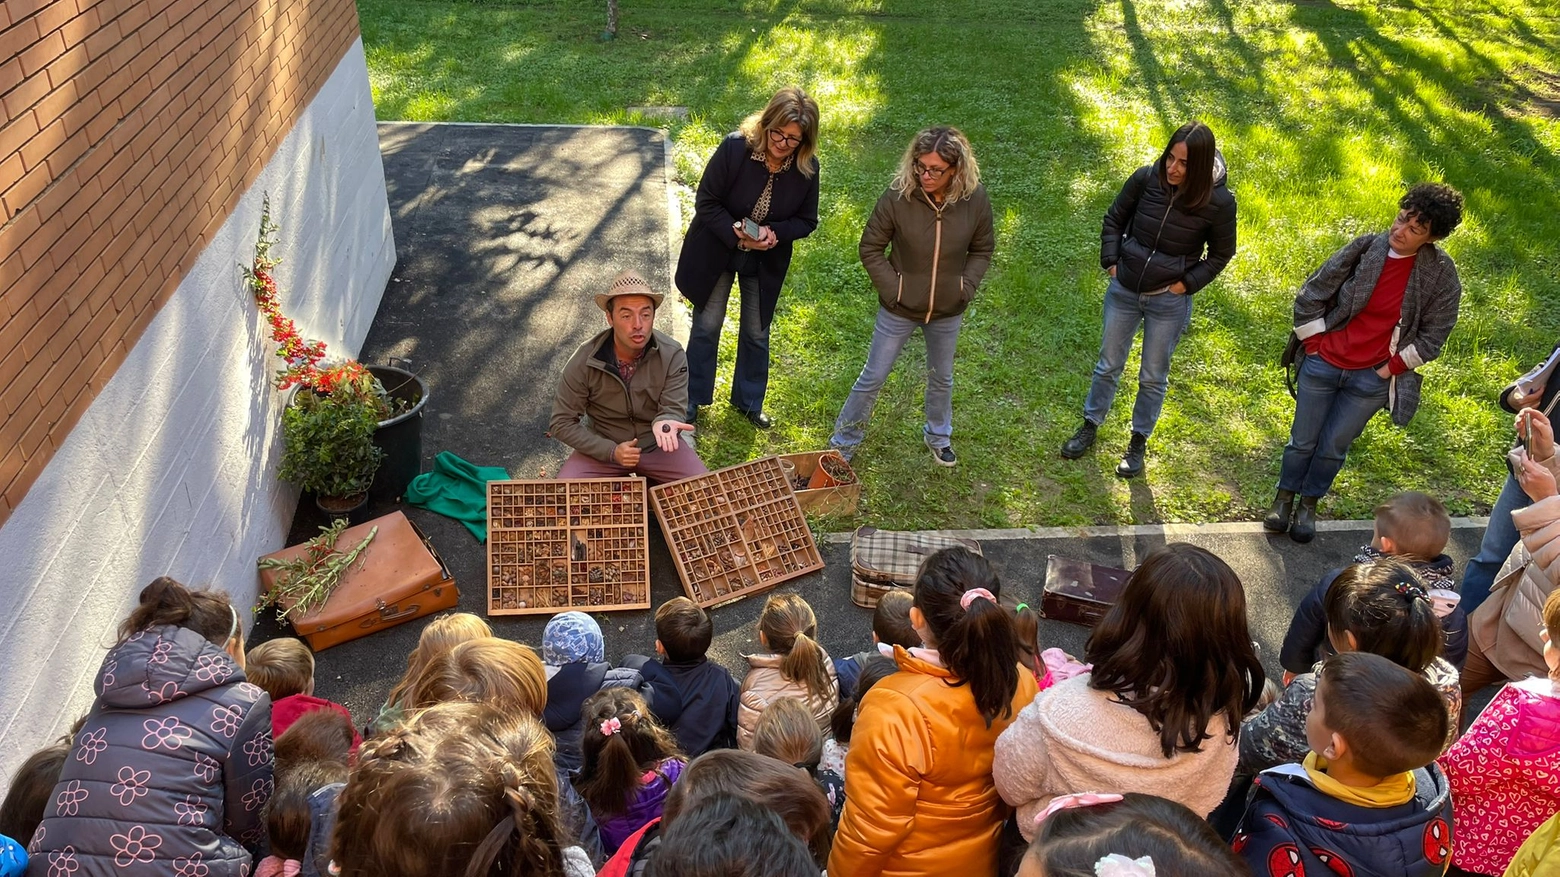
[29, 578, 273, 877]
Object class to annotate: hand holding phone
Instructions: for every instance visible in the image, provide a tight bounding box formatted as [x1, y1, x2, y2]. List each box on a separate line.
[741, 218, 762, 240]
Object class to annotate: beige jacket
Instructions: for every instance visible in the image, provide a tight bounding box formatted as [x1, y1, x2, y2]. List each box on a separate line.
[1472, 490, 1560, 681]
[992, 674, 1238, 841]
[548, 328, 689, 462]
[737, 650, 839, 750]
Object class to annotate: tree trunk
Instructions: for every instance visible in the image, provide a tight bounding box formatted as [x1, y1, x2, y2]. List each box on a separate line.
[605, 0, 619, 37]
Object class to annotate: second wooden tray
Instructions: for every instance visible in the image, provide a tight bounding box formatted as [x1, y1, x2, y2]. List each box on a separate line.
[650, 457, 824, 608]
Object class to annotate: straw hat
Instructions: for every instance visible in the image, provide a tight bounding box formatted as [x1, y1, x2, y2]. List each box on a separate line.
[595, 269, 665, 312]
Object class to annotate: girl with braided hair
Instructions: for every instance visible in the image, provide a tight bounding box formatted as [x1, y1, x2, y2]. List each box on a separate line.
[575, 688, 687, 856]
[330, 702, 592, 877]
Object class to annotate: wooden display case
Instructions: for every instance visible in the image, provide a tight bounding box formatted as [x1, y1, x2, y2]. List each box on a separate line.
[651, 457, 824, 608]
[486, 478, 651, 615]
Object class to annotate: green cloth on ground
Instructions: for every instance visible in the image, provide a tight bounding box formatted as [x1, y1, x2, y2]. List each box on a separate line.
[404, 451, 511, 541]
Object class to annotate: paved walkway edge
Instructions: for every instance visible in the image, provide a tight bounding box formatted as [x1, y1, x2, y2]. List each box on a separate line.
[819, 517, 1492, 544]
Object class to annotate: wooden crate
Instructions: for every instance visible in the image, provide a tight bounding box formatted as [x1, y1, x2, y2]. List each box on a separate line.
[486, 478, 651, 615]
[778, 451, 861, 517]
[651, 457, 824, 608]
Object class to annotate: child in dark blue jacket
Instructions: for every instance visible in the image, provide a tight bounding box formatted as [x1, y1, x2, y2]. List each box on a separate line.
[1280, 491, 1467, 678]
[625, 597, 740, 757]
[832, 590, 920, 696]
[1234, 651, 1454, 877]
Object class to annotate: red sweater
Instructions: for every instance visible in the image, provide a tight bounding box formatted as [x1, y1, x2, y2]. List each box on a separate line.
[271, 694, 363, 753]
[1307, 252, 1415, 373]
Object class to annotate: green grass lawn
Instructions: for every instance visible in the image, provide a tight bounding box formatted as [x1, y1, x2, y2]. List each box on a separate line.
[361, 0, 1560, 529]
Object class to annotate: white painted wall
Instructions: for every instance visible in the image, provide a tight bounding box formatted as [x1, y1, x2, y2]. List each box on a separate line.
[0, 38, 394, 777]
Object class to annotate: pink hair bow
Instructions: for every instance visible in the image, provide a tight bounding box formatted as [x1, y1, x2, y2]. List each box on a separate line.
[1034, 792, 1124, 827]
[255, 856, 303, 877]
[959, 588, 996, 610]
[599, 717, 622, 736]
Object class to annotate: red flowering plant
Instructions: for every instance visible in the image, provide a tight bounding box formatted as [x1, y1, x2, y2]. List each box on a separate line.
[246, 195, 389, 500]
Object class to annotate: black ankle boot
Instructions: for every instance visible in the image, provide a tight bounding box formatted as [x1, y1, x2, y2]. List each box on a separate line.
[1263, 490, 1296, 533]
[1115, 433, 1148, 478]
[1290, 496, 1320, 543]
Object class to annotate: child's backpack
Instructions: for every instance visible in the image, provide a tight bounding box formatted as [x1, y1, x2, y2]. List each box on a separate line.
[849, 527, 981, 608]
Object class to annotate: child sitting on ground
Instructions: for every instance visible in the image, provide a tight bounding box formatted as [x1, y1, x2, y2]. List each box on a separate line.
[1241, 557, 1461, 775]
[739, 593, 839, 749]
[1437, 586, 1560, 876]
[627, 597, 740, 757]
[1281, 491, 1466, 678]
[259, 708, 357, 877]
[752, 696, 846, 832]
[544, 611, 682, 773]
[576, 688, 687, 856]
[1015, 792, 1250, 877]
[332, 702, 594, 877]
[247, 637, 361, 751]
[368, 611, 492, 736]
[1233, 651, 1454, 877]
[0, 739, 68, 851]
[823, 654, 896, 777]
[647, 794, 818, 877]
[833, 590, 919, 695]
[404, 636, 604, 866]
[598, 749, 834, 877]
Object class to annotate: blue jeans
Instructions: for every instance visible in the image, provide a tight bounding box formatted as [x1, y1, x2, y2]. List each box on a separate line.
[1461, 472, 1530, 613]
[1081, 278, 1192, 436]
[686, 271, 768, 413]
[1278, 354, 1390, 497]
[831, 307, 964, 453]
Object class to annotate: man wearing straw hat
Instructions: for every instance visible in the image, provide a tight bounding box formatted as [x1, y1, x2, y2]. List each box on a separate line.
[550, 269, 707, 483]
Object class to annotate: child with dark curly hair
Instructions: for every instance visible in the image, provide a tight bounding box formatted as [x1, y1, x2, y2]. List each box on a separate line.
[1264, 182, 1465, 543]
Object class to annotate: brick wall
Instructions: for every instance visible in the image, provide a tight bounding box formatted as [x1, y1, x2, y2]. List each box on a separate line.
[0, 0, 362, 524]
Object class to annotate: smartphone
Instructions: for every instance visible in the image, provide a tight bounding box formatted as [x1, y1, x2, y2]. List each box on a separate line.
[741, 218, 762, 239]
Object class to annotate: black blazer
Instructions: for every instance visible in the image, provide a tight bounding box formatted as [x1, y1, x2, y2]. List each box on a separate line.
[674, 132, 820, 324]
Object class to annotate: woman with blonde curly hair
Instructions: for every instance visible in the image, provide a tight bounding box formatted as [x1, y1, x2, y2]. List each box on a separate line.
[675, 86, 821, 429]
[830, 126, 995, 467]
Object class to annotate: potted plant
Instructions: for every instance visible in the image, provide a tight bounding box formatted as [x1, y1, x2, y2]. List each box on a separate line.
[278, 389, 385, 518]
[245, 195, 403, 517]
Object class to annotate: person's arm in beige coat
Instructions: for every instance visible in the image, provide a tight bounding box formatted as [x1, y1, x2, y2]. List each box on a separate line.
[992, 697, 1050, 842]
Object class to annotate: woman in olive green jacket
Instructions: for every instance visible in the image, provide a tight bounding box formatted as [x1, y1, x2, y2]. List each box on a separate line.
[829, 126, 995, 468]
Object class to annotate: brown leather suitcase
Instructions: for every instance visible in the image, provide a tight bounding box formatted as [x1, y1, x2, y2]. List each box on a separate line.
[258, 511, 459, 651]
[1040, 555, 1132, 627]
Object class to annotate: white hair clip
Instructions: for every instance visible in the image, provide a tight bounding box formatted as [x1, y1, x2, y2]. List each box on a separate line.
[1095, 854, 1155, 877]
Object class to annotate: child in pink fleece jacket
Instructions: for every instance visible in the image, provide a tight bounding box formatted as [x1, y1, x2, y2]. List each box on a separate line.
[993, 544, 1263, 840]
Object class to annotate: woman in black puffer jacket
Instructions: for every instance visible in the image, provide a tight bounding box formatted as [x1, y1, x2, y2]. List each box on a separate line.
[1060, 121, 1237, 477]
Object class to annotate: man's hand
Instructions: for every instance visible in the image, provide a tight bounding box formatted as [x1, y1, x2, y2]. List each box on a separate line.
[1168, 280, 1188, 294]
[1375, 364, 1393, 379]
[1107, 264, 1117, 278]
[651, 419, 695, 453]
[613, 439, 641, 468]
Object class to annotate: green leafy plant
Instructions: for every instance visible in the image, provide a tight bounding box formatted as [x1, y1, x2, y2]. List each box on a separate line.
[278, 391, 385, 500]
[257, 519, 379, 620]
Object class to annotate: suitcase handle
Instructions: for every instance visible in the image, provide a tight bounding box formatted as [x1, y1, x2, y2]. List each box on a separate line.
[371, 599, 421, 623]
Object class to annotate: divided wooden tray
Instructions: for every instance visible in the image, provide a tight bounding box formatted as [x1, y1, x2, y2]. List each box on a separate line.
[650, 457, 824, 608]
[486, 478, 651, 615]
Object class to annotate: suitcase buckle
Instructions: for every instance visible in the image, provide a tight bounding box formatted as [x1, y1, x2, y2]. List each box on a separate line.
[374, 599, 420, 622]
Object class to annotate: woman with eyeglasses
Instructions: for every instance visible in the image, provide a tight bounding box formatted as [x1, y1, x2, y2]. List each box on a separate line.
[1059, 121, 1237, 479]
[674, 87, 820, 430]
[829, 126, 994, 467]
